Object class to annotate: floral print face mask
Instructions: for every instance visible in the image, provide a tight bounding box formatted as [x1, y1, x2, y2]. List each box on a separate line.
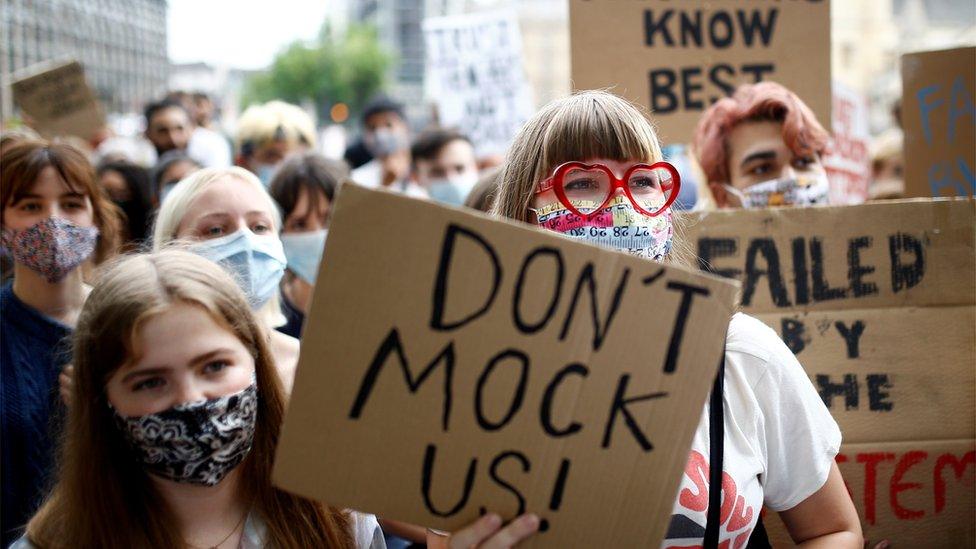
[112, 382, 258, 486]
[0, 217, 99, 282]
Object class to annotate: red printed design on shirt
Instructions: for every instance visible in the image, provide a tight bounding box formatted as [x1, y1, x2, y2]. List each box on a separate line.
[664, 450, 755, 549]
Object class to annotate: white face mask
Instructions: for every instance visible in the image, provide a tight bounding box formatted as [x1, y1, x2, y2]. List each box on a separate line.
[427, 171, 479, 206]
[724, 172, 830, 209]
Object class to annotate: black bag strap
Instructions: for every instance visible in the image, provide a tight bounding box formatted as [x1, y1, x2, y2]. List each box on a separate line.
[703, 347, 726, 547]
[704, 346, 771, 549]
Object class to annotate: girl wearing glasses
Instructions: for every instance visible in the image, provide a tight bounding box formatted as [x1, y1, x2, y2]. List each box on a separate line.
[491, 91, 862, 548]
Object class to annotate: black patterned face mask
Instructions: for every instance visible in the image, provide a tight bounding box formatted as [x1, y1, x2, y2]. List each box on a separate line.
[112, 383, 258, 486]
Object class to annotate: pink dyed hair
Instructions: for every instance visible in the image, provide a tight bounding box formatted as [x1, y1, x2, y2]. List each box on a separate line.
[692, 81, 831, 185]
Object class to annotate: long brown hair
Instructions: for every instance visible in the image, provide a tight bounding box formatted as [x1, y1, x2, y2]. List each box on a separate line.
[490, 90, 693, 267]
[0, 139, 122, 265]
[26, 250, 353, 549]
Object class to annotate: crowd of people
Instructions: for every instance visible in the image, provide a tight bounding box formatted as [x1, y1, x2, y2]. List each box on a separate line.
[1, 80, 912, 548]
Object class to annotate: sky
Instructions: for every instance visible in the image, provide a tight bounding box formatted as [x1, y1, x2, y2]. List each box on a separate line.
[167, 0, 334, 70]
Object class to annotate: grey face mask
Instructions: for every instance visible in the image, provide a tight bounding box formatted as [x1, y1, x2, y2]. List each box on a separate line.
[112, 382, 258, 486]
[366, 128, 408, 158]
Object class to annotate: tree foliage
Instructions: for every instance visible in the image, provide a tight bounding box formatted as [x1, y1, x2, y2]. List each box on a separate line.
[243, 23, 392, 121]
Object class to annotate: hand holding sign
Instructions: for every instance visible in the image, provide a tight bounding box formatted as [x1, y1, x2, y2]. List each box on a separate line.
[273, 185, 739, 547]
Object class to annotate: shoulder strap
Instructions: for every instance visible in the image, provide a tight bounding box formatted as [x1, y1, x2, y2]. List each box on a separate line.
[703, 346, 725, 547]
[704, 346, 772, 549]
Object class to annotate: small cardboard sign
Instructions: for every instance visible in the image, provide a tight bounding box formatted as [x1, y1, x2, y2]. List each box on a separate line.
[679, 198, 976, 545]
[825, 81, 871, 205]
[901, 47, 976, 199]
[11, 60, 105, 141]
[423, 11, 534, 157]
[569, 0, 831, 144]
[274, 184, 740, 547]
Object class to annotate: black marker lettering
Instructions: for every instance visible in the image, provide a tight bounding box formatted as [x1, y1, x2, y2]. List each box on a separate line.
[475, 349, 529, 431]
[513, 247, 564, 334]
[816, 374, 859, 410]
[349, 329, 455, 431]
[663, 281, 711, 373]
[540, 364, 588, 437]
[559, 264, 630, 352]
[488, 451, 530, 516]
[644, 9, 675, 46]
[810, 238, 848, 302]
[742, 238, 791, 307]
[602, 374, 668, 451]
[834, 320, 866, 359]
[430, 224, 502, 331]
[889, 233, 926, 292]
[848, 237, 879, 298]
[867, 374, 893, 411]
[421, 444, 476, 517]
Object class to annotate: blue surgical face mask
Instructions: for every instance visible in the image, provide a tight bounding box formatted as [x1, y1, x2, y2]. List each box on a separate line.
[427, 172, 479, 206]
[191, 229, 286, 308]
[254, 163, 280, 188]
[280, 229, 327, 285]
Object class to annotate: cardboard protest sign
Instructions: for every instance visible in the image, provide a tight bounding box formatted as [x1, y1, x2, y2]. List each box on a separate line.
[825, 81, 871, 205]
[678, 198, 976, 545]
[11, 60, 105, 141]
[274, 184, 739, 546]
[423, 11, 534, 156]
[569, 0, 831, 144]
[901, 47, 976, 199]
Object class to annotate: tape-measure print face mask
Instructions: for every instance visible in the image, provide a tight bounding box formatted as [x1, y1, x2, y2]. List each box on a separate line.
[532, 161, 680, 261]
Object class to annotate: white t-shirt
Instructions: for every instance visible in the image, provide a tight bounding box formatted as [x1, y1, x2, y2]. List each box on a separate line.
[351, 159, 429, 199]
[662, 313, 841, 548]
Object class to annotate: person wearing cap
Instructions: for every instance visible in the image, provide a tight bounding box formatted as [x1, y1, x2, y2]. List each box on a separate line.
[350, 96, 427, 198]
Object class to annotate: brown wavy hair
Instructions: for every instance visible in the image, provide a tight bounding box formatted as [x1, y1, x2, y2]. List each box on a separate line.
[26, 250, 354, 549]
[0, 138, 121, 265]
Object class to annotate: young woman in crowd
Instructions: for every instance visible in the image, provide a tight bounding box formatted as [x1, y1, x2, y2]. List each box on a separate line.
[267, 152, 347, 339]
[491, 90, 862, 548]
[693, 82, 832, 209]
[15, 250, 540, 548]
[96, 159, 153, 248]
[1, 139, 121, 546]
[152, 167, 299, 392]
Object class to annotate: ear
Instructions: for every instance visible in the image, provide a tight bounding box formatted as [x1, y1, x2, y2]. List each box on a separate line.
[709, 182, 730, 209]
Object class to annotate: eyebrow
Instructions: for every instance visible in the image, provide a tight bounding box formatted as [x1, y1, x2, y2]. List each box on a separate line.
[120, 348, 236, 383]
[14, 191, 85, 201]
[739, 150, 778, 167]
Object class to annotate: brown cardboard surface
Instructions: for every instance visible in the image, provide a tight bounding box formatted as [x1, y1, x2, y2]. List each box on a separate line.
[676, 198, 976, 313]
[11, 59, 105, 140]
[901, 47, 976, 199]
[753, 306, 975, 444]
[273, 184, 740, 547]
[763, 439, 976, 547]
[569, 0, 831, 144]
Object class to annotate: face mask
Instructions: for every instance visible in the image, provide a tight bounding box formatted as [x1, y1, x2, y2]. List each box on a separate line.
[192, 229, 286, 309]
[366, 128, 408, 158]
[427, 172, 479, 206]
[0, 217, 99, 282]
[113, 382, 258, 486]
[724, 172, 830, 209]
[254, 163, 280, 188]
[280, 229, 327, 285]
[535, 195, 674, 261]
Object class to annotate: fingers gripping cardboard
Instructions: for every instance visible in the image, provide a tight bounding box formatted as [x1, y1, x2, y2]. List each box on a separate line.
[273, 185, 739, 547]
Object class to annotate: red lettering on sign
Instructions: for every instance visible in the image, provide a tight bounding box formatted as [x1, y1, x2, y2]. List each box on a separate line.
[934, 451, 976, 513]
[856, 452, 895, 525]
[889, 451, 927, 520]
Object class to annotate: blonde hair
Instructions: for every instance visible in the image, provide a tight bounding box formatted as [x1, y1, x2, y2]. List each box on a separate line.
[236, 100, 316, 155]
[26, 250, 353, 548]
[152, 166, 287, 327]
[490, 90, 693, 267]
